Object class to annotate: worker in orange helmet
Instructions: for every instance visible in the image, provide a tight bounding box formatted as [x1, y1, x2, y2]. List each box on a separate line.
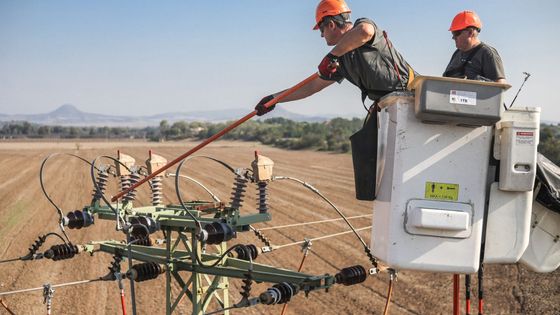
[443, 10, 506, 83]
[255, 0, 416, 116]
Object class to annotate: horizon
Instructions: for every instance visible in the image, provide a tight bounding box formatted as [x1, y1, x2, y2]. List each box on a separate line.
[1, 1, 559, 120]
[1, 103, 559, 126]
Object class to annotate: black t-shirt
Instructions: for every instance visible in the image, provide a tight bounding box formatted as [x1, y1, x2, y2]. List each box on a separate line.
[443, 42, 505, 81]
[322, 18, 415, 101]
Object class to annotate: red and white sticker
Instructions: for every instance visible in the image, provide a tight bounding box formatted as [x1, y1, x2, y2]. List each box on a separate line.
[516, 131, 535, 145]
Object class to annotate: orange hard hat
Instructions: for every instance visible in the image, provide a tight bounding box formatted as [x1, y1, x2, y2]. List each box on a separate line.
[449, 10, 482, 31]
[313, 0, 351, 30]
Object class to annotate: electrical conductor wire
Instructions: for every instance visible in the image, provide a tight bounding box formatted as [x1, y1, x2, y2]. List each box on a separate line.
[40, 153, 101, 243]
[272, 176, 377, 266]
[257, 214, 372, 231]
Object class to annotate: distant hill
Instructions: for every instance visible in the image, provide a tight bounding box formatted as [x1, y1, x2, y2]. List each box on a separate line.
[0, 104, 338, 127]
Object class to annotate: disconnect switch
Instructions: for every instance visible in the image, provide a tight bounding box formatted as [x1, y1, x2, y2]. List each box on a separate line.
[251, 151, 274, 182]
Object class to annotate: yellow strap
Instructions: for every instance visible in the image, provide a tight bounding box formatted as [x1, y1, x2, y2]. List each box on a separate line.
[406, 67, 415, 90]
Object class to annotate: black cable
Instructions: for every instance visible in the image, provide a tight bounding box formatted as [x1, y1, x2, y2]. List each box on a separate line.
[173, 155, 237, 234]
[40, 153, 100, 243]
[0, 258, 21, 265]
[174, 159, 204, 230]
[197, 243, 253, 269]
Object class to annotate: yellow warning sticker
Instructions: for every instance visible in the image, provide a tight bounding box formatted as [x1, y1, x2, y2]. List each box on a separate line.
[425, 182, 459, 201]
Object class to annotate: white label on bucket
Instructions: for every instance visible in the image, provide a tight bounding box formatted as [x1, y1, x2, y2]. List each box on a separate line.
[449, 90, 477, 106]
[516, 131, 535, 145]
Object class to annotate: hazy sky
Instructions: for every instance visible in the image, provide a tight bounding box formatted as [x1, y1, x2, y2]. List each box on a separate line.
[1, 0, 559, 120]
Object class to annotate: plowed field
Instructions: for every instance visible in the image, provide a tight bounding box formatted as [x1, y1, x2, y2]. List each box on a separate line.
[0, 140, 558, 314]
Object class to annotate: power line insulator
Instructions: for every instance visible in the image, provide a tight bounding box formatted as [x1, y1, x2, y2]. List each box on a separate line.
[64, 210, 94, 229]
[127, 262, 163, 282]
[257, 182, 269, 214]
[259, 282, 299, 305]
[44, 244, 79, 261]
[335, 265, 367, 286]
[233, 244, 258, 261]
[150, 176, 163, 206]
[26, 235, 48, 259]
[201, 222, 235, 245]
[230, 173, 248, 209]
[130, 235, 153, 247]
[91, 168, 109, 203]
[122, 172, 141, 202]
[129, 216, 159, 234]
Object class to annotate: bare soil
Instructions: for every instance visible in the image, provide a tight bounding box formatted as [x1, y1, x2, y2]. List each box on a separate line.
[0, 140, 558, 315]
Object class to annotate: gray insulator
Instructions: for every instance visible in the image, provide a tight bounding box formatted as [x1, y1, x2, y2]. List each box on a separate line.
[257, 182, 269, 213]
[123, 173, 140, 202]
[150, 176, 163, 206]
[230, 175, 248, 209]
[120, 175, 131, 193]
[92, 170, 109, 202]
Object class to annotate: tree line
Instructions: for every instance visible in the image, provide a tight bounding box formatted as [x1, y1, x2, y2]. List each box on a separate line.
[1, 119, 559, 164]
[154, 118, 362, 152]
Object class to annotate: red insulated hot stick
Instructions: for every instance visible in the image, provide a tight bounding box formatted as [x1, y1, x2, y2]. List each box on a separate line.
[111, 72, 319, 202]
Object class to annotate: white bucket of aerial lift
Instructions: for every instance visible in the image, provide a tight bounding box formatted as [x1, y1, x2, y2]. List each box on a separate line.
[519, 200, 560, 272]
[371, 76, 508, 273]
[494, 107, 541, 191]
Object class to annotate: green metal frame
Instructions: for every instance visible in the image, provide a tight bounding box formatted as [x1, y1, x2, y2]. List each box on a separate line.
[85, 200, 336, 314]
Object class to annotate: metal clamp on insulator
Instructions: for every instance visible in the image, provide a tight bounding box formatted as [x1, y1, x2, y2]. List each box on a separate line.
[200, 222, 235, 245]
[335, 265, 367, 286]
[258, 282, 299, 305]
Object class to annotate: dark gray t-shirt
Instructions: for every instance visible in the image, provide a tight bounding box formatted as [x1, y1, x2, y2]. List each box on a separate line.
[322, 18, 414, 101]
[443, 42, 505, 81]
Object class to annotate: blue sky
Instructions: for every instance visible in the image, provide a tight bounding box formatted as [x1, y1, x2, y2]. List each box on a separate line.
[1, 0, 559, 121]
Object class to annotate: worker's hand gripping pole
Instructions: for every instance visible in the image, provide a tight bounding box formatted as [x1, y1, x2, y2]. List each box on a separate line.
[111, 73, 319, 202]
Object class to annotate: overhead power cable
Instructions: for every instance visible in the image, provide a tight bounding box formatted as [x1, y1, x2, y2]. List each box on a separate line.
[0, 279, 102, 297]
[257, 214, 372, 231]
[273, 226, 371, 250]
[273, 176, 379, 270]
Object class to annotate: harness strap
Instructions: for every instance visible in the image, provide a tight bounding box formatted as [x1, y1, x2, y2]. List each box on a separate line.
[383, 31, 405, 90]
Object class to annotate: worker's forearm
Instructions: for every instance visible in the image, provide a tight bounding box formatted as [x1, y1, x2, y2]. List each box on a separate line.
[330, 24, 374, 57]
[273, 77, 334, 103]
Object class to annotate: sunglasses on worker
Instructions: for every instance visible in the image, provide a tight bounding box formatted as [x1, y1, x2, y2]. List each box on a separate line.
[452, 29, 466, 38]
[319, 19, 330, 33]
[319, 20, 329, 33]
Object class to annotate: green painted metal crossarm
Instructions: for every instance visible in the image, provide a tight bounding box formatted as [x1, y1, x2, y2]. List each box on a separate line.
[97, 242, 335, 289]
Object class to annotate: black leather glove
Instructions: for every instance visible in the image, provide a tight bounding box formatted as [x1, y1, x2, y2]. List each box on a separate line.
[318, 52, 339, 79]
[255, 94, 275, 116]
